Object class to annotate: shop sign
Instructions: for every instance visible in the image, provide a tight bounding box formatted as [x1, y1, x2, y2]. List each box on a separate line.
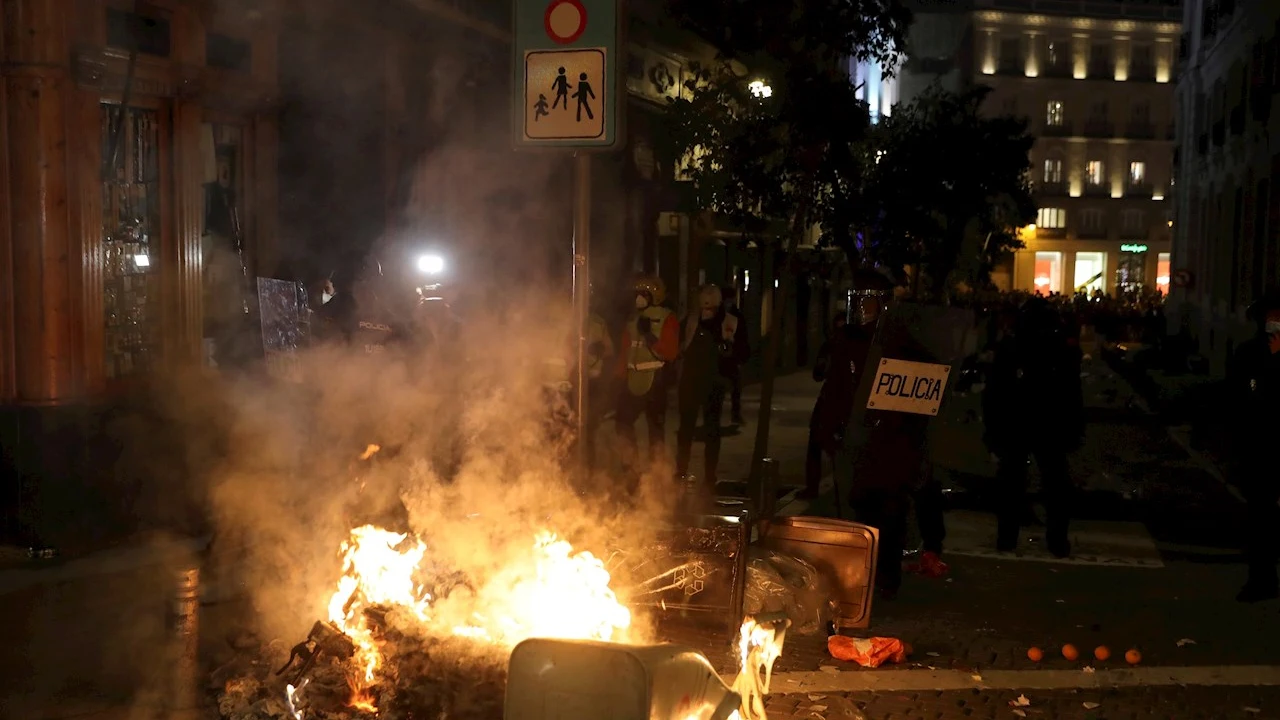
[866, 357, 951, 416]
[1121, 243, 1149, 253]
[626, 47, 685, 105]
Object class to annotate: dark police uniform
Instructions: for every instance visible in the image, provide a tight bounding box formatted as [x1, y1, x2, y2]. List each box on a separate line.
[1227, 328, 1280, 601]
[982, 301, 1083, 558]
[847, 325, 934, 598]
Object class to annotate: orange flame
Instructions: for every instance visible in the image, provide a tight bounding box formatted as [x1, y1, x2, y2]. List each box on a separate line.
[322, 524, 631, 711]
[730, 618, 787, 720]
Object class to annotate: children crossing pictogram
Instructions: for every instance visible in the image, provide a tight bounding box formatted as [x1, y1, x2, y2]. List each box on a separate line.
[522, 48, 606, 140]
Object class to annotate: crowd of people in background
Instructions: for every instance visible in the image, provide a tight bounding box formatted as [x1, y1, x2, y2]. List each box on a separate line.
[299, 257, 1278, 605]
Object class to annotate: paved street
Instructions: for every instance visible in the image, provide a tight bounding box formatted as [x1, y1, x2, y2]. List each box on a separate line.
[4, 347, 1278, 720]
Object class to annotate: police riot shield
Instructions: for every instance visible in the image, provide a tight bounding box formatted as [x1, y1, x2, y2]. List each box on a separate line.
[846, 302, 979, 433]
[257, 277, 310, 383]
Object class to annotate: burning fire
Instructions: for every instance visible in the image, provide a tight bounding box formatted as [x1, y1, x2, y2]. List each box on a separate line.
[729, 615, 789, 720]
[322, 524, 631, 711]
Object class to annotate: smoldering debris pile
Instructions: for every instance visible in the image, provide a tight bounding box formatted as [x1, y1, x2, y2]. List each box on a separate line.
[213, 612, 508, 720]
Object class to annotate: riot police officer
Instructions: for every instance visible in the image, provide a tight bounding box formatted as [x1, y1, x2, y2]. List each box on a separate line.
[1229, 290, 1280, 602]
[983, 297, 1084, 558]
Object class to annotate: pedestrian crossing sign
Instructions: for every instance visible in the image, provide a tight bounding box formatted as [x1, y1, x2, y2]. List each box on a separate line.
[523, 48, 607, 142]
[512, 0, 621, 149]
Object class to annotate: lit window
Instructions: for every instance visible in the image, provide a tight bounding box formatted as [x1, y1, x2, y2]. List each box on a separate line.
[1046, 101, 1064, 126]
[1080, 208, 1104, 232]
[1043, 159, 1063, 184]
[1037, 207, 1066, 229]
[1034, 251, 1063, 295]
[1122, 209, 1146, 232]
[1074, 251, 1105, 294]
[1086, 160, 1105, 186]
[1129, 161, 1146, 185]
[1156, 252, 1171, 295]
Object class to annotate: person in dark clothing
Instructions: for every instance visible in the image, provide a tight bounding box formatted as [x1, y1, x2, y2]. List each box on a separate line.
[1227, 290, 1280, 603]
[909, 463, 948, 575]
[982, 297, 1084, 558]
[724, 299, 749, 425]
[675, 284, 747, 491]
[847, 311, 933, 599]
[310, 274, 357, 346]
[801, 314, 867, 499]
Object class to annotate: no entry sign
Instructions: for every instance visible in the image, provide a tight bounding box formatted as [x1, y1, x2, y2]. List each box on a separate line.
[544, 0, 587, 44]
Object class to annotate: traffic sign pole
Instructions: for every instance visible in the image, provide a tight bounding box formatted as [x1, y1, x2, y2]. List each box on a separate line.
[514, 0, 621, 485]
[571, 152, 591, 487]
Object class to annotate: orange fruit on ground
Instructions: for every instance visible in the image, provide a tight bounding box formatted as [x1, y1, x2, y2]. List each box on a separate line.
[1094, 646, 1111, 661]
[1125, 649, 1142, 665]
[1027, 647, 1044, 662]
[1061, 644, 1080, 661]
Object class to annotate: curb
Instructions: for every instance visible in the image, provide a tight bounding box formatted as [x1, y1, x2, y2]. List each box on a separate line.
[771, 664, 1280, 693]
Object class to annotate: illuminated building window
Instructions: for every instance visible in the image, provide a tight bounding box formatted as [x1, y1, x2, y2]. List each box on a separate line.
[1046, 101, 1065, 127]
[1074, 251, 1106, 294]
[1043, 159, 1063, 184]
[1129, 161, 1147, 186]
[1086, 160, 1105, 187]
[1034, 251, 1063, 295]
[1156, 252, 1171, 295]
[1037, 207, 1066, 229]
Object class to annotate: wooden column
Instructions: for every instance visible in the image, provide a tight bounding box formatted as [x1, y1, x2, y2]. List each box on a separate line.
[169, 98, 205, 363]
[0, 45, 13, 403]
[1, 0, 80, 404]
[253, 20, 280, 277]
[68, 90, 105, 396]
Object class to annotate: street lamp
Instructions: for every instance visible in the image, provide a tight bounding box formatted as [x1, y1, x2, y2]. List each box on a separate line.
[749, 80, 772, 99]
[416, 253, 445, 276]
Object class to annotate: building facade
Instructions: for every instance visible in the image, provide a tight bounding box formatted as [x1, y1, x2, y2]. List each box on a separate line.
[1171, 0, 1280, 376]
[899, 0, 1182, 297]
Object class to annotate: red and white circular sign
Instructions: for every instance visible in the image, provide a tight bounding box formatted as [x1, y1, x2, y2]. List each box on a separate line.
[544, 0, 587, 44]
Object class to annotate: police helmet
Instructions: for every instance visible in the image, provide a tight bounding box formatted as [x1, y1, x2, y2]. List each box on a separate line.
[633, 275, 666, 306]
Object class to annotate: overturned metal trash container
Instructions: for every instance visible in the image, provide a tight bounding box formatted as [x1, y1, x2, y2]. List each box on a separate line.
[759, 516, 879, 631]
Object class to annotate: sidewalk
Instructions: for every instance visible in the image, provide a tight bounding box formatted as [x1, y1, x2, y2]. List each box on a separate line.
[593, 370, 822, 500]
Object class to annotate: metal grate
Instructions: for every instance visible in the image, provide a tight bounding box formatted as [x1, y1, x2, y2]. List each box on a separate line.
[101, 104, 162, 379]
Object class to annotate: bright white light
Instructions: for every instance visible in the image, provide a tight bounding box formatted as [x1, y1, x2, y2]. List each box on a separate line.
[133, 254, 150, 268]
[1152, 193, 1165, 201]
[417, 254, 445, 275]
[743, 270, 751, 291]
[1157, 275, 1170, 285]
[1034, 277, 1050, 286]
[749, 80, 772, 98]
